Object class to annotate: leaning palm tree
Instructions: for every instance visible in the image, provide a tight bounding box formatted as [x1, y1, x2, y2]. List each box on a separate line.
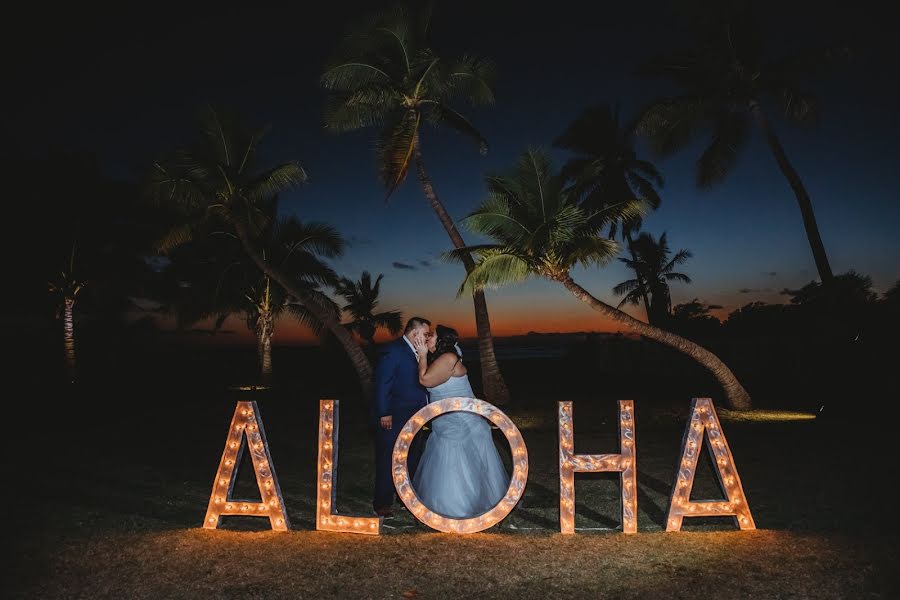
[148, 106, 374, 396]
[452, 149, 751, 410]
[637, 2, 844, 284]
[48, 241, 85, 383]
[555, 104, 665, 320]
[614, 232, 692, 326]
[335, 271, 403, 360]
[320, 3, 510, 404]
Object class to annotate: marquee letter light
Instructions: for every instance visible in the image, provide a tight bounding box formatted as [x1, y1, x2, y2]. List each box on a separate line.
[203, 400, 289, 531]
[558, 400, 637, 534]
[316, 400, 382, 535]
[392, 397, 528, 534]
[666, 398, 756, 532]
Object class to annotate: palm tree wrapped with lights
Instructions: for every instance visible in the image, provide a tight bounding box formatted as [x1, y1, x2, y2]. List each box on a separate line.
[48, 241, 85, 383]
[149, 106, 374, 396]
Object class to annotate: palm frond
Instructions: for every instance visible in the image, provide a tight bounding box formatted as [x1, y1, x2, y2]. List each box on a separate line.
[424, 102, 488, 154]
[457, 250, 531, 296]
[635, 96, 705, 157]
[156, 223, 195, 254]
[244, 162, 308, 202]
[324, 88, 396, 133]
[372, 310, 403, 335]
[665, 272, 692, 284]
[321, 61, 393, 91]
[446, 54, 496, 105]
[697, 111, 749, 188]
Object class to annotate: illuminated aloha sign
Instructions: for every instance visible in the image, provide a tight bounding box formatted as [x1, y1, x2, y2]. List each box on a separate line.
[203, 396, 755, 535]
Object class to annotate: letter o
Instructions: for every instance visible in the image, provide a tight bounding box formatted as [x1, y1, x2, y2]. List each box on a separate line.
[391, 397, 528, 533]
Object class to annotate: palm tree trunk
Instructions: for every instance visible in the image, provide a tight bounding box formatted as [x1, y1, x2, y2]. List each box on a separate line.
[626, 234, 652, 322]
[233, 221, 374, 399]
[413, 136, 510, 405]
[559, 274, 752, 410]
[750, 101, 834, 285]
[257, 310, 274, 386]
[63, 298, 76, 383]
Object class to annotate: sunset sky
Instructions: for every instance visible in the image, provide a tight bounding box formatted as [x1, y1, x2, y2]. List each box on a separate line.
[5, 2, 898, 343]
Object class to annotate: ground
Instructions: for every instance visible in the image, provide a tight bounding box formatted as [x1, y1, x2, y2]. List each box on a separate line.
[9, 374, 897, 599]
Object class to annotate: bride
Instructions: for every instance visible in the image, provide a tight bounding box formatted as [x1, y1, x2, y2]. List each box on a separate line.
[411, 325, 509, 518]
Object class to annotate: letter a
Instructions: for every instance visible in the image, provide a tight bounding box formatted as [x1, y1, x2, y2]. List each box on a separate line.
[666, 398, 755, 532]
[317, 400, 382, 535]
[203, 400, 290, 531]
[559, 400, 637, 534]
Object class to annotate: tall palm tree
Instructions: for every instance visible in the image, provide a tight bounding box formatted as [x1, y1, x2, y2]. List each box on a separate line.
[554, 104, 666, 321]
[162, 215, 343, 385]
[148, 106, 374, 397]
[452, 149, 751, 410]
[614, 232, 692, 326]
[335, 271, 403, 360]
[48, 241, 85, 383]
[320, 3, 510, 405]
[637, 2, 845, 284]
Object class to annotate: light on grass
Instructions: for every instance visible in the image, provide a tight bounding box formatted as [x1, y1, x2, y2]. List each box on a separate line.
[202, 400, 290, 532]
[316, 400, 383, 535]
[558, 400, 637, 534]
[392, 398, 528, 533]
[665, 398, 755, 532]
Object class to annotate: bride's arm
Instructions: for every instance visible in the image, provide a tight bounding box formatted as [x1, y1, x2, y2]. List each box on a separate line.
[415, 342, 457, 388]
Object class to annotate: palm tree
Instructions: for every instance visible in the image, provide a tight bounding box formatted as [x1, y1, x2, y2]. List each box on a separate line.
[554, 104, 665, 321]
[148, 106, 374, 397]
[636, 2, 845, 284]
[614, 232, 692, 326]
[48, 241, 85, 383]
[320, 3, 510, 405]
[452, 149, 751, 410]
[335, 271, 403, 361]
[162, 215, 343, 385]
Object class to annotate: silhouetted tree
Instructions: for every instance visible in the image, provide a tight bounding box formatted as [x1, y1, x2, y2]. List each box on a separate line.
[638, 1, 848, 284]
[335, 271, 403, 361]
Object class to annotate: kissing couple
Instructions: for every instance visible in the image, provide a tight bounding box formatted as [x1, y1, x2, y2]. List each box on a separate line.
[372, 317, 509, 519]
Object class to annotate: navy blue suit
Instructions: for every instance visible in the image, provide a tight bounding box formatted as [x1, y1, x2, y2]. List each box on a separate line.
[372, 337, 428, 511]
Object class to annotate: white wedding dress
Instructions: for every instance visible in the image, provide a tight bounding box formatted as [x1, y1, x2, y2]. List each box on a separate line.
[411, 371, 509, 518]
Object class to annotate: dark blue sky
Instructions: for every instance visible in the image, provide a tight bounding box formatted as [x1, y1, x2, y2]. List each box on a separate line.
[5, 1, 898, 338]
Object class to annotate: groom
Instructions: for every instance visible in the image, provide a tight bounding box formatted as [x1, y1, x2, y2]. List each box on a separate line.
[372, 316, 431, 517]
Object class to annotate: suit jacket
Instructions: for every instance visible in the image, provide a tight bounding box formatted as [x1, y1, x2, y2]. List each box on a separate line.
[373, 337, 428, 420]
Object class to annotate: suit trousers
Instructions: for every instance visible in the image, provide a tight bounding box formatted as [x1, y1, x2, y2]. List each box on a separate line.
[373, 408, 426, 511]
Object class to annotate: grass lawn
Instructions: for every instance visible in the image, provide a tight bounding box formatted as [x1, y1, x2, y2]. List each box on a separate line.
[9, 379, 897, 599]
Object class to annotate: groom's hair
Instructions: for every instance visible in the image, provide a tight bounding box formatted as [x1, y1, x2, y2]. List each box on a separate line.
[403, 317, 431, 334]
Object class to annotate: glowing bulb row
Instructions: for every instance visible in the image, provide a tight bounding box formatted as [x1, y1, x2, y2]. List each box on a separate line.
[558, 400, 637, 534]
[665, 398, 755, 532]
[315, 400, 382, 535]
[202, 400, 289, 532]
[392, 397, 528, 534]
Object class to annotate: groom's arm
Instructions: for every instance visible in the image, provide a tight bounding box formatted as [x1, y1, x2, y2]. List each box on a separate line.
[373, 346, 397, 426]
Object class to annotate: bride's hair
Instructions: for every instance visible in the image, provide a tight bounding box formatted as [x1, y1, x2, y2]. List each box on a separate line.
[428, 325, 460, 364]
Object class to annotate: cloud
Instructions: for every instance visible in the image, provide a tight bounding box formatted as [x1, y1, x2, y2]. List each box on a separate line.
[419, 260, 433, 269]
[739, 287, 774, 294]
[392, 262, 416, 270]
[708, 304, 724, 310]
[739, 288, 756, 294]
[765, 271, 777, 277]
